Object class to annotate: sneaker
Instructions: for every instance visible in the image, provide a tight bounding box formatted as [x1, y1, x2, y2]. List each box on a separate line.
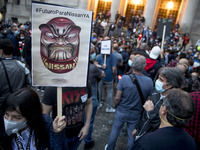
[104, 144, 108, 150]
[97, 103, 102, 109]
[84, 140, 95, 150]
[106, 107, 115, 113]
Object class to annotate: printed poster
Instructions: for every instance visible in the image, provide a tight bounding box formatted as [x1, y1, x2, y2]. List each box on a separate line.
[32, 2, 93, 87]
[101, 40, 111, 55]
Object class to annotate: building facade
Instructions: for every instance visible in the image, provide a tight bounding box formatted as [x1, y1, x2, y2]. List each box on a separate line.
[1, 0, 199, 44]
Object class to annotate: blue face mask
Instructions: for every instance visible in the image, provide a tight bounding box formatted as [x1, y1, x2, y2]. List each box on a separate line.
[155, 79, 166, 93]
[14, 30, 19, 36]
[4, 117, 27, 136]
[20, 37, 25, 40]
[90, 53, 96, 61]
[128, 59, 132, 67]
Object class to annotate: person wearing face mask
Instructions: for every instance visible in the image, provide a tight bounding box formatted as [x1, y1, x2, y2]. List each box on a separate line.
[132, 67, 184, 141]
[112, 42, 123, 94]
[127, 51, 148, 76]
[105, 55, 153, 150]
[6, 24, 20, 60]
[133, 88, 198, 150]
[18, 32, 26, 62]
[83, 44, 105, 150]
[118, 44, 129, 75]
[0, 88, 66, 150]
[176, 58, 193, 92]
[116, 19, 122, 36]
[0, 39, 31, 108]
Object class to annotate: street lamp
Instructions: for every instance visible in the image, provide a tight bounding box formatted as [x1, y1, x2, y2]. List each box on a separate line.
[167, 1, 174, 10]
[133, 0, 140, 5]
[132, 0, 141, 15]
[166, 1, 174, 18]
[104, 0, 111, 11]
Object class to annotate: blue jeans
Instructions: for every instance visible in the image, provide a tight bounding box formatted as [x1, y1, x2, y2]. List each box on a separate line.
[116, 28, 121, 36]
[65, 136, 82, 150]
[107, 110, 139, 150]
[98, 80, 113, 109]
[84, 85, 98, 144]
[127, 30, 131, 38]
[108, 31, 114, 37]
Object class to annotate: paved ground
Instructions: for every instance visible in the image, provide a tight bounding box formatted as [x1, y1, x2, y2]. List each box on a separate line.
[78, 100, 127, 150]
[34, 87, 127, 150]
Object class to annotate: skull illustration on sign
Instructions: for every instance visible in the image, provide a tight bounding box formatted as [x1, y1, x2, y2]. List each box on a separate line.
[39, 17, 81, 73]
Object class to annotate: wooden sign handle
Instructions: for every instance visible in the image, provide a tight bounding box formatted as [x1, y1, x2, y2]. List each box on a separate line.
[57, 87, 62, 117]
[104, 55, 107, 65]
[161, 25, 166, 51]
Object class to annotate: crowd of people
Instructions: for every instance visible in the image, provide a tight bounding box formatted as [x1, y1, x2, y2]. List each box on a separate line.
[0, 10, 200, 150]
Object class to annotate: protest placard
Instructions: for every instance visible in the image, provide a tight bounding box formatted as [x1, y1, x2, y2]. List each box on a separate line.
[32, 2, 93, 87]
[100, 40, 111, 64]
[101, 40, 111, 55]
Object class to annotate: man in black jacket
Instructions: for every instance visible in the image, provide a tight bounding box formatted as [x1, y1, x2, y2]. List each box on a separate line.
[132, 88, 198, 150]
[132, 67, 184, 140]
[0, 39, 31, 108]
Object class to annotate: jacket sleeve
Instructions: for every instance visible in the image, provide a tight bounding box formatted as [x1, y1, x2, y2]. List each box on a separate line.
[43, 114, 65, 150]
[145, 97, 162, 132]
[146, 109, 161, 131]
[135, 94, 162, 135]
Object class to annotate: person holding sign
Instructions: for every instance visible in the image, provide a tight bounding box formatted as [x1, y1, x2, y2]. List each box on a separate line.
[0, 88, 66, 150]
[42, 85, 92, 150]
[96, 40, 117, 112]
[84, 44, 105, 149]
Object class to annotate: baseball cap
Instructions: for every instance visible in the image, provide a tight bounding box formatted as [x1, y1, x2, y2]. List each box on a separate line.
[149, 46, 161, 59]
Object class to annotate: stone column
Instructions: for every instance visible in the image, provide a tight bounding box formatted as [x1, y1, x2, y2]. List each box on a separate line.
[143, 0, 158, 27]
[79, 0, 89, 10]
[110, 0, 122, 23]
[180, 0, 199, 33]
[20, 0, 25, 5]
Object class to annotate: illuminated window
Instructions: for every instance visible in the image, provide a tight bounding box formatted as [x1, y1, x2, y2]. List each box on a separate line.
[96, 0, 112, 19]
[125, 0, 145, 23]
[156, 0, 182, 29]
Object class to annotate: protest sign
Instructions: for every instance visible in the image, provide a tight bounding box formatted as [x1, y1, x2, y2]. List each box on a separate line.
[100, 40, 111, 65]
[157, 18, 172, 39]
[101, 40, 111, 55]
[32, 2, 93, 87]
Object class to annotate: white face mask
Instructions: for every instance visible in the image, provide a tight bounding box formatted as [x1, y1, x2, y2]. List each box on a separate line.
[20, 37, 25, 40]
[4, 117, 27, 136]
[155, 79, 165, 93]
[155, 79, 169, 93]
[128, 59, 132, 67]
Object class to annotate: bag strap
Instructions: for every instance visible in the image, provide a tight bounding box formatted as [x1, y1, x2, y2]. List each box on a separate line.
[1, 60, 13, 93]
[128, 73, 145, 105]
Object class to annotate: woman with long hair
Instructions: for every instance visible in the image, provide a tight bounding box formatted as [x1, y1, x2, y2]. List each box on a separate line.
[0, 88, 66, 150]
